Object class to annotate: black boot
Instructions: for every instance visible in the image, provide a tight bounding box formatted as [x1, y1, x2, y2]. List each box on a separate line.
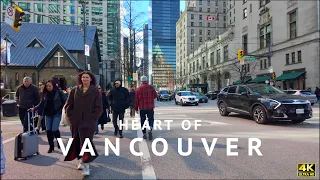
[46, 131, 54, 153]
[119, 130, 123, 138]
[53, 130, 61, 149]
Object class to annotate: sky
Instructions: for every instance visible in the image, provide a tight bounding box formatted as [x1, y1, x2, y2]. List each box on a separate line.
[121, 0, 185, 59]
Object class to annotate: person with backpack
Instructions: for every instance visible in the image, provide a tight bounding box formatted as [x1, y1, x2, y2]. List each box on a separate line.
[31, 80, 67, 153]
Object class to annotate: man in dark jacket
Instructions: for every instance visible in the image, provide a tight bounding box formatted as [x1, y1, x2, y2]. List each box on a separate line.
[108, 80, 129, 138]
[15, 77, 40, 132]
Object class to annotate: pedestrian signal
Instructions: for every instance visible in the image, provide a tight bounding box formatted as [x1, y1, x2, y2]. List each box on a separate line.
[238, 49, 244, 61]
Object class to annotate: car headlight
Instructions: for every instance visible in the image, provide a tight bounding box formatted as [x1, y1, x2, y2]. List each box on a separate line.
[258, 98, 281, 109]
[306, 100, 311, 105]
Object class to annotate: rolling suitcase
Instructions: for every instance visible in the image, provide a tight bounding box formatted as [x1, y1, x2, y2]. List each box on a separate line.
[14, 109, 40, 160]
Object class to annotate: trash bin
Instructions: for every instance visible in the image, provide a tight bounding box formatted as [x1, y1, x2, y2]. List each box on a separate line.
[1, 100, 18, 117]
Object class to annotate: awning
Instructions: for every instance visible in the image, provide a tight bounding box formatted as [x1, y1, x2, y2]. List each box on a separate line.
[249, 75, 271, 83]
[233, 78, 252, 85]
[275, 71, 305, 81]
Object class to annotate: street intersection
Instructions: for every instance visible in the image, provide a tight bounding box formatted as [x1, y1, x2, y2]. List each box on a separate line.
[1, 100, 319, 179]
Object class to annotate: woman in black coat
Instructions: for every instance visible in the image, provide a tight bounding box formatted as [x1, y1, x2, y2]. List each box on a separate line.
[96, 85, 110, 134]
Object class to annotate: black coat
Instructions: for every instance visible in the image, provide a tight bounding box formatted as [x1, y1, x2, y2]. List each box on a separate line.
[109, 87, 130, 112]
[34, 90, 66, 116]
[98, 92, 110, 124]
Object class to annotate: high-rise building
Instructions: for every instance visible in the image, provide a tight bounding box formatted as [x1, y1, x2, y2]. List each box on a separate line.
[176, 0, 227, 86]
[149, 0, 180, 89]
[142, 24, 149, 77]
[1, 0, 121, 90]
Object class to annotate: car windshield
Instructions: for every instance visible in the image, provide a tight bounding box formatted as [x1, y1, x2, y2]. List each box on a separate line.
[249, 85, 285, 95]
[181, 92, 193, 96]
[159, 90, 169, 94]
[300, 91, 313, 95]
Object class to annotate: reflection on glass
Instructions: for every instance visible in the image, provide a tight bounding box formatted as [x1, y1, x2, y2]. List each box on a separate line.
[49, 16, 60, 24]
[49, 4, 60, 13]
[34, 4, 44, 13]
[63, 16, 75, 25]
[63, 5, 75, 14]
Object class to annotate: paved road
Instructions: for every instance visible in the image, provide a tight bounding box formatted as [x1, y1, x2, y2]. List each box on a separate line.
[1, 100, 319, 179]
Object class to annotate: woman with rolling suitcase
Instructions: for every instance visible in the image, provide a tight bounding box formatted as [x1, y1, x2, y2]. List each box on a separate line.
[31, 80, 66, 153]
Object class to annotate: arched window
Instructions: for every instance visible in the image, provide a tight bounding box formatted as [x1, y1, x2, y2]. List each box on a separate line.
[32, 73, 37, 85]
[24, 73, 28, 77]
[15, 72, 19, 86]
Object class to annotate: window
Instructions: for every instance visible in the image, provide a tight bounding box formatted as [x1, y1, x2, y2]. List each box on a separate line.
[266, 0, 270, 4]
[242, 34, 248, 54]
[49, 4, 60, 13]
[111, 71, 115, 81]
[223, 9, 226, 13]
[199, 7, 202, 12]
[34, 3, 44, 12]
[199, 0, 202, 5]
[199, 29, 202, 35]
[199, 22, 202, 27]
[191, 37, 194, 42]
[191, 44, 194, 49]
[208, 1, 211, 5]
[216, 1, 218, 6]
[224, 16, 226, 21]
[199, 15, 202, 20]
[250, 4, 252, 12]
[238, 86, 248, 94]
[286, 54, 290, 64]
[191, 29, 194, 34]
[191, 22, 194, 26]
[111, 61, 115, 68]
[259, 0, 264, 8]
[260, 59, 263, 69]
[291, 52, 295, 63]
[208, 8, 210, 12]
[298, 51, 302, 62]
[217, 49, 221, 63]
[191, 14, 194, 19]
[243, 0, 247, 4]
[207, 30, 210, 35]
[243, 8, 248, 19]
[208, 23, 210, 27]
[228, 86, 237, 93]
[223, 2, 226, 7]
[289, 10, 297, 39]
[199, 37, 202, 42]
[223, 45, 228, 61]
[260, 27, 265, 49]
[210, 52, 214, 66]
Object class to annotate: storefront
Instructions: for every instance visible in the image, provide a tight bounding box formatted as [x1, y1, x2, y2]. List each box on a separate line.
[187, 84, 208, 94]
[275, 69, 306, 90]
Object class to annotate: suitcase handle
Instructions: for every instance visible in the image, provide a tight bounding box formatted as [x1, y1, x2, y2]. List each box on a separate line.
[27, 106, 36, 135]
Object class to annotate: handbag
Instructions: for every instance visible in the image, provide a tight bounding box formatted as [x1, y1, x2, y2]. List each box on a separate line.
[61, 105, 71, 126]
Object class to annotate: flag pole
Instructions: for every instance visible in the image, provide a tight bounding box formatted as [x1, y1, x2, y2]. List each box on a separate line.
[5, 33, 8, 89]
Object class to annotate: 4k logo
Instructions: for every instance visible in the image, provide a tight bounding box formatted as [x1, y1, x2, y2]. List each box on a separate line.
[297, 163, 316, 177]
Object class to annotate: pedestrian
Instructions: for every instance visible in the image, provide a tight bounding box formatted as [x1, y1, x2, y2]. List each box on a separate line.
[36, 82, 46, 134]
[64, 71, 103, 176]
[134, 76, 158, 140]
[108, 80, 130, 138]
[15, 77, 40, 132]
[1, 131, 5, 177]
[95, 85, 110, 134]
[315, 87, 320, 102]
[129, 87, 136, 117]
[31, 80, 67, 153]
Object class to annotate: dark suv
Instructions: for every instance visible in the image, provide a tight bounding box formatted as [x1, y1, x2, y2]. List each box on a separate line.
[217, 84, 313, 124]
[157, 90, 172, 101]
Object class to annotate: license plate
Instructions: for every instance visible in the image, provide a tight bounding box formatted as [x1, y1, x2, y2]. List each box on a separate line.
[296, 109, 304, 114]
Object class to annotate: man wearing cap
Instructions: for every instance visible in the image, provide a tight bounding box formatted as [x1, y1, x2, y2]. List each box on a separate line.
[108, 80, 130, 138]
[134, 76, 158, 140]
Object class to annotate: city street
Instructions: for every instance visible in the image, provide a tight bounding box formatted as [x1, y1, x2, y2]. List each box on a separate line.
[1, 100, 319, 179]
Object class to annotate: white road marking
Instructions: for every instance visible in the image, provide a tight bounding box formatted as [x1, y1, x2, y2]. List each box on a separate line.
[136, 118, 157, 180]
[3, 137, 15, 144]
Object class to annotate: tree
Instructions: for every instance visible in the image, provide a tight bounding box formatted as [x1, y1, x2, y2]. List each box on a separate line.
[228, 59, 260, 84]
[174, 76, 187, 89]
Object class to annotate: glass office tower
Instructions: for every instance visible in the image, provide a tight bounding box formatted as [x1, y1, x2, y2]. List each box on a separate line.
[149, 0, 180, 89]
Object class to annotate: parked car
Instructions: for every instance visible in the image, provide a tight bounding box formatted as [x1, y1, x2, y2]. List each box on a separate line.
[175, 91, 199, 106]
[205, 90, 220, 100]
[217, 84, 312, 124]
[157, 90, 172, 101]
[283, 90, 317, 105]
[193, 92, 208, 103]
[1, 92, 16, 104]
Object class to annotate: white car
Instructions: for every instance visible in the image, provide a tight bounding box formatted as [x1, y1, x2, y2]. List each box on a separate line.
[175, 91, 199, 106]
[283, 90, 317, 105]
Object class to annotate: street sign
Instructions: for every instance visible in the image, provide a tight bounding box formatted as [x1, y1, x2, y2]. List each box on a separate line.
[240, 59, 245, 65]
[133, 72, 138, 81]
[5, 5, 14, 27]
[268, 66, 274, 73]
[85, 44, 89, 56]
[245, 56, 256, 61]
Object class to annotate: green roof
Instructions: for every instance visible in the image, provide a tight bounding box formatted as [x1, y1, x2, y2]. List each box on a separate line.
[249, 75, 271, 83]
[275, 71, 305, 81]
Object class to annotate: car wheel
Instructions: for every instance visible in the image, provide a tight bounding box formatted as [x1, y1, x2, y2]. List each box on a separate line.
[205, 100, 208, 103]
[252, 106, 268, 124]
[195, 103, 199, 106]
[291, 119, 306, 124]
[218, 102, 229, 116]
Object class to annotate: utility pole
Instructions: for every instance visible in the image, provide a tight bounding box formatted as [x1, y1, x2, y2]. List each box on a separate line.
[5, 33, 8, 89]
[129, 0, 133, 85]
[82, 1, 88, 71]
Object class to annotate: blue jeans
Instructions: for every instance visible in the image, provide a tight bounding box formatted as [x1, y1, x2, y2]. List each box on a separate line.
[140, 110, 154, 134]
[45, 113, 62, 131]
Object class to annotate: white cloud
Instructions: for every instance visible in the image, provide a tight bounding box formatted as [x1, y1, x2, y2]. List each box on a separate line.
[121, 27, 144, 59]
[148, 5, 152, 21]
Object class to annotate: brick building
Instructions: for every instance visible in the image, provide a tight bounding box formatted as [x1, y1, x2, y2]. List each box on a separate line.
[0, 22, 101, 90]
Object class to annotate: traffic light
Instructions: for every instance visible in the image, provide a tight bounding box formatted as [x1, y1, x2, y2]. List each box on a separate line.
[132, 81, 135, 85]
[238, 49, 244, 61]
[12, 5, 25, 31]
[271, 72, 276, 80]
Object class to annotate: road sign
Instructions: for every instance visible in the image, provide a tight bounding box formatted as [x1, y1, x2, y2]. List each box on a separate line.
[5, 5, 14, 27]
[85, 44, 89, 56]
[245, 56, 256, 61]
[240, 59, 245, 65]
[133, 72, 138, 81]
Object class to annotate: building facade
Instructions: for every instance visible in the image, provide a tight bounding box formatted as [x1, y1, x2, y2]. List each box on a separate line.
[149, 0, 180, 88]
[179, 0, 320, 92]
[142, 24, 149, 77]
[0, 0, 121, 90]
[0, 22, 101, 90]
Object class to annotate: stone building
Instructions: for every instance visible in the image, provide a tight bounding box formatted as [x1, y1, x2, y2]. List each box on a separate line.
[178, 0, 320, 92]
[0, 22, 101, 90]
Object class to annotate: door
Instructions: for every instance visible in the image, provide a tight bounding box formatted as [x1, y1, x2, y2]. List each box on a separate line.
[235, 86, 251, 113]
[225, 86, 238, 108]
